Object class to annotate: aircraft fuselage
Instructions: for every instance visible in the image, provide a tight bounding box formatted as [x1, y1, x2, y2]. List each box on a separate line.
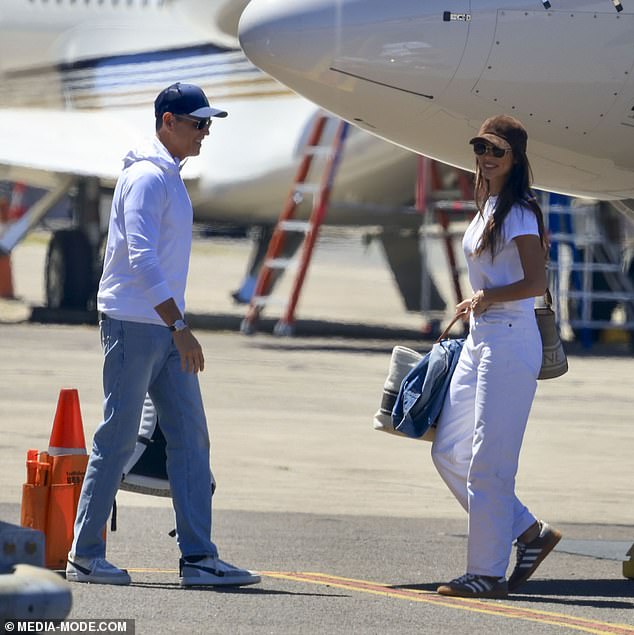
[239, 0, 634, 200]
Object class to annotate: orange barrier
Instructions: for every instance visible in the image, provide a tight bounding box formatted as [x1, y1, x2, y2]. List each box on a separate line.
[20, 389, 97, 569]
[0, 186, 19, 299]
[0, 253, 15, 299]
[21, 449, 50, 534]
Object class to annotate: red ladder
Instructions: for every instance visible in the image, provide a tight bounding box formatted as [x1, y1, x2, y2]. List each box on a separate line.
[416, 156, 475, 324]
[241, 113, 350, 336]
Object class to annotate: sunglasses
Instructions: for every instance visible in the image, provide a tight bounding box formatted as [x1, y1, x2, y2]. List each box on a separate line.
[175, 114, 211, 130]
[472, 142, 509, 158]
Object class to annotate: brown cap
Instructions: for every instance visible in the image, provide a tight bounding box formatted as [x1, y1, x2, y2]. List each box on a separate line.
[469, 114, 527, 155]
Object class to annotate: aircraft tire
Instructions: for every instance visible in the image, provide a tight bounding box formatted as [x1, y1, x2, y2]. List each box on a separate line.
[45, 228, 94, 310]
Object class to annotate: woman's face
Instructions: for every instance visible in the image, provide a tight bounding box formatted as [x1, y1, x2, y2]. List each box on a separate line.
[475, 143, 514, 194]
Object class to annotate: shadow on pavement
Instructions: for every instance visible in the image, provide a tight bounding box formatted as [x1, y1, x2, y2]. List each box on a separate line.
[129, 581, 347, 598]
[395, 579, 634, 608]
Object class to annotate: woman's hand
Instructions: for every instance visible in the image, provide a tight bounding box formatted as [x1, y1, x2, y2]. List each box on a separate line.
[469, 289, 492, 316]
[455, 299, 472, 319]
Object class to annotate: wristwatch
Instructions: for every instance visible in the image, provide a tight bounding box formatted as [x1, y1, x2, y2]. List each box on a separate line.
[169, 319, 188, 332]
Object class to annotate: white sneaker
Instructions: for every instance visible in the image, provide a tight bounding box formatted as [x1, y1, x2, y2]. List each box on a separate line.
[179, 556, 261, 587]
[66, 554, 131, 585]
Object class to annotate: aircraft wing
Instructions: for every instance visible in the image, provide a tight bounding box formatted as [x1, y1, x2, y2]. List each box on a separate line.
[169, 0, 252, 47]
[0, 108, 202, 188]
[212, 0, 252, 42]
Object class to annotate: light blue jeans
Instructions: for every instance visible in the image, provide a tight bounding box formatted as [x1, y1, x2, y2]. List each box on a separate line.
[71, 316, 218, 560]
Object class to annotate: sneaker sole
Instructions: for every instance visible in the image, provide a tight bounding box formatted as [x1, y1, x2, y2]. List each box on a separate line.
[508, 529, 562, 591]
[437, 585, 508, 599]
[66, 573, 131, 585]
[180, 574, 261, 588]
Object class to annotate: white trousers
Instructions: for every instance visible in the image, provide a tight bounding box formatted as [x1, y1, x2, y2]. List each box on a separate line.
[431, 311, 542, 577]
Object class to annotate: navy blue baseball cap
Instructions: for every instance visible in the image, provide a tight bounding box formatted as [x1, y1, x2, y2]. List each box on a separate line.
[154, 82, 228, 119]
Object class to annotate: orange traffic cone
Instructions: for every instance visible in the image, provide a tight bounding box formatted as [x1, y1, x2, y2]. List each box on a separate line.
[46, 389, 90, 568]
[48, 389, 87, 456]
[20, 389, 92, 568]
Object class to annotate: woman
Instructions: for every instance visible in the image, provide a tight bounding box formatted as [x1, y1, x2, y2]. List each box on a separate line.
[431, 115, 561, 599]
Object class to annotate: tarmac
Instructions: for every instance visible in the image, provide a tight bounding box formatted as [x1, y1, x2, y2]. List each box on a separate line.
[0, 231, 632, 634]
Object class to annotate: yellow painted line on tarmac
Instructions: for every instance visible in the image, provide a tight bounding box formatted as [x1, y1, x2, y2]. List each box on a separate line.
[127, 568, 633, 635]
[262, 572, 634, 635]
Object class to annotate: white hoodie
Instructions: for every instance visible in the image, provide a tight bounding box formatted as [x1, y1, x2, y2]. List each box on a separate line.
[97, 137, 192, 324]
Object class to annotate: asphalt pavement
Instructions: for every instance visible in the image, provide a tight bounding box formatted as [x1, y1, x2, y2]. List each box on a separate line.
[0, 233, 632, 634]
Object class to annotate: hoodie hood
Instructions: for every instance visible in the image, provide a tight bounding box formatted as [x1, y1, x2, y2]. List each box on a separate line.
[122, 136, 180, 174]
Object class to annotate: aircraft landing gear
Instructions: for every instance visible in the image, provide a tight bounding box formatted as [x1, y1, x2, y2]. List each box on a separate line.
[45, 229, 94, 310]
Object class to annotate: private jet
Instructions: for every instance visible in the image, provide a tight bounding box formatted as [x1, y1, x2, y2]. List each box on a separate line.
[0, 0, 431, 312]
[239, 0, 634, 216]
[238, 0, 634, 345]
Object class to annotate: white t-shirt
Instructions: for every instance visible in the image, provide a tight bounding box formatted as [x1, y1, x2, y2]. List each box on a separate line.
[462, 197, 539, 315]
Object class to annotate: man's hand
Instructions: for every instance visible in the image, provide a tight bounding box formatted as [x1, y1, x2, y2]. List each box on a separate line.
[153, 299, 204, 372]
[172, 328, 205, 373]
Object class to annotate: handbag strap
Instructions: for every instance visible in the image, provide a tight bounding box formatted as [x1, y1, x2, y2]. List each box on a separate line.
[435, 309, 469, 343]
[543, 287, 553, 309]
[437, 288, 553, 343]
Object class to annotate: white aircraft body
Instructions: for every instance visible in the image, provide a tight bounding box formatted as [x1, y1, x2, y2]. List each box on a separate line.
[238, 0, 634, 204]
[0, 0, 420, 223]
[0, 0, 424, 309]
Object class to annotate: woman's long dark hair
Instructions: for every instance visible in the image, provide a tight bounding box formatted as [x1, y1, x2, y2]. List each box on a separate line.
[473, 150, 548, 259]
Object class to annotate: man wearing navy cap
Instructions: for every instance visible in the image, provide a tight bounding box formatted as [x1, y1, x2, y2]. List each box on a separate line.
[66, 83, 260, 588]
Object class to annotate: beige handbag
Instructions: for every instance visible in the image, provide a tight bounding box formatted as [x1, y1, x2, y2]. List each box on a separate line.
[373, 311, 468, 442]
[372, 345, 432, 440]
[535, 289, 568, 380]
